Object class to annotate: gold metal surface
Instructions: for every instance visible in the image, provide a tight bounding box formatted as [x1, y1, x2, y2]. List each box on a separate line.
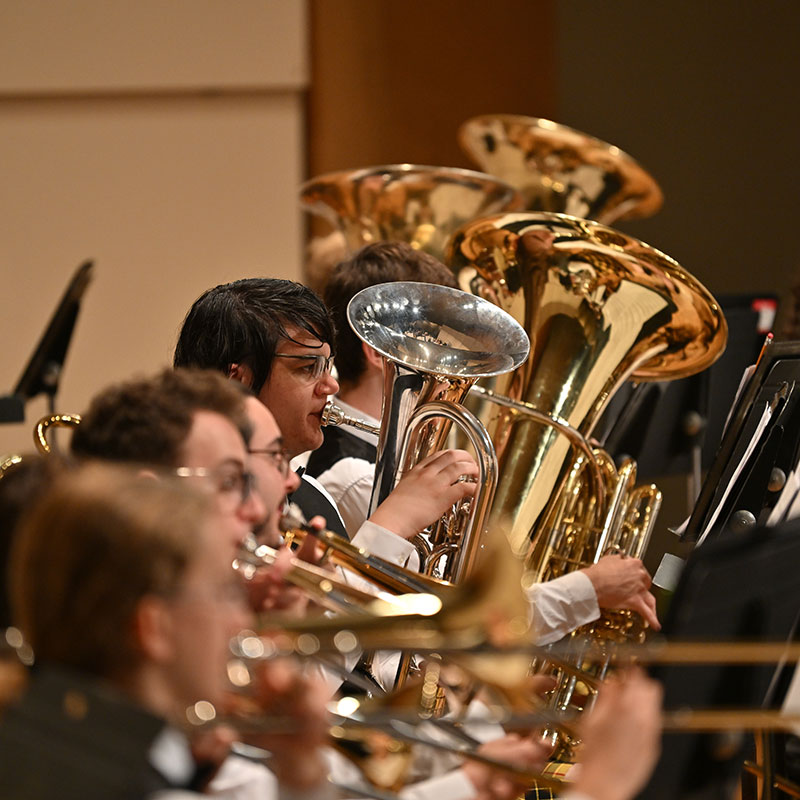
[300, 164, 521, 263]
[448, 211, 727, 558]
[458, 115, 663, 224]
[34, 413, 81, 455]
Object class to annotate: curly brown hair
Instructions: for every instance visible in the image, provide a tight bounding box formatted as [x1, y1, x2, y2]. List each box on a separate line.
[71, 368, 251, 467]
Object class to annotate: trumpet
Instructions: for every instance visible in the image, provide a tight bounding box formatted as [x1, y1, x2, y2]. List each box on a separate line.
[279, 504, 456, 597]
[234, 535, 401, 618]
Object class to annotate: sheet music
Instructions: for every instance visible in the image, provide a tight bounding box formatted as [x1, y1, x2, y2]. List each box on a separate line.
[720, 362, 757, 438]
[696, 400, 774, 547]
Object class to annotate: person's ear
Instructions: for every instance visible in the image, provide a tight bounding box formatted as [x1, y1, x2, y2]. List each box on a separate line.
[228, 363, 255, 388]
[133, 596, 175, 664]
[361, 343, 384, 371]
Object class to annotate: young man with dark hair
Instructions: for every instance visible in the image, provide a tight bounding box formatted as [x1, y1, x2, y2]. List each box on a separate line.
[173, 277, 480, 556]
[309, 242, 459, 529]
[175, 278, 350, 538]
[318, 243, 663, 642]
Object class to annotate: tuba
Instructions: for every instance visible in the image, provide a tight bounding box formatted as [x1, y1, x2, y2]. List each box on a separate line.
[328, 281, 529, 584]
[300, 164, 521, 289]
[447, 212, 727, 565]
[448, 212, 727, 754]
[458, 115, 663, 225]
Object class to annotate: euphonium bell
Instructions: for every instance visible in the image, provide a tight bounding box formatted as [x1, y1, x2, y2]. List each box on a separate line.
[447, 212, 727, 565]
[345, 281, 529, 582]
[458, 115, 663, 224]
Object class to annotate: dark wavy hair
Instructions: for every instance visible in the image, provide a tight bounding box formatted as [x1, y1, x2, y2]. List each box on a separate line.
[324, 243, 457, 385]
[174, 278, 334, 393]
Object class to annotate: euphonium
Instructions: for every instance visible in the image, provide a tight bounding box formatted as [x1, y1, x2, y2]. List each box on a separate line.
[331, 281, 529, 583]
[458, 115, 663, 225]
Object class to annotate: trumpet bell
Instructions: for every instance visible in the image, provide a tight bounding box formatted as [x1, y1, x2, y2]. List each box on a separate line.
[458, 115, 663, 224]
[300, 164, 522, 265]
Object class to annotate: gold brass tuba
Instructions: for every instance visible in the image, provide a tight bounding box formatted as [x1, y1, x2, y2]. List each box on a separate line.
[447, 212, 727, 566]
[448, 212, 726, 756]
[300, 164, 521, 289]
[458, 115, 663, 225]
[329, 281, 529, 583]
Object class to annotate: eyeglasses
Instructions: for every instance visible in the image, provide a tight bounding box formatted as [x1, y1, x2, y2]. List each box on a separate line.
[248, 446, 291, 478]
[273, 353, 334, 382]
[175, 464, 255, 508]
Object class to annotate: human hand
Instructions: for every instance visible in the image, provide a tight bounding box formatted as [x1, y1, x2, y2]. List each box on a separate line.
[188, 725, 237, 790]
[572, 668, 662, 800]
[238, 657, 330, 790]
[462, 733, 551, 800]
[582, 555, 660, 631]
[368, 449, 479, 539]
[244, 516, 328, 616]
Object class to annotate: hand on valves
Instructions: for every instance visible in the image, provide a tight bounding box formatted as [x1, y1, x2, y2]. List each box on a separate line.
[368, 449, 480, 539]
[582, 554, 660, 631]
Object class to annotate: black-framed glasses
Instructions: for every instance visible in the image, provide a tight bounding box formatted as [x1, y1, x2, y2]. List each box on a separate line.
[248, 446, 291, 478]
[175, 464, 255, 508]
[273, 353, 334, 381]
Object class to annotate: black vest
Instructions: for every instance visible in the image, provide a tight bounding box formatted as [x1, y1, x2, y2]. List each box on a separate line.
[0, 667, 180, 799]
[288, 473, 350, 540]
[304, 426, 377, 478]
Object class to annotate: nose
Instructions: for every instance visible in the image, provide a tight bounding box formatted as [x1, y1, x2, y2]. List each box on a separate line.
[317, 371, 339, 396]
[284, 468, 301, 495]
[238, 486, 267, 528]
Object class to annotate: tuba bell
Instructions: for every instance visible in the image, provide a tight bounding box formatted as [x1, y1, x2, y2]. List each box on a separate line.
[300, 164, 522, 290]
[458, 114, 663, 225]
[447, 211, 726, 754]
[448, 211, 727, 565]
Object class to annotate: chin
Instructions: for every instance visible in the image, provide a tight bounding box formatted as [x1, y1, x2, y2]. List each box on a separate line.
[304, 430, 325, 453]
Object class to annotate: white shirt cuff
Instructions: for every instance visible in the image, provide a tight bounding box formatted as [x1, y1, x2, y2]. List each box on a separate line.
[352, 520, 417, 566]
[399, 769, 478, 800]
[526, 570, 600, 645]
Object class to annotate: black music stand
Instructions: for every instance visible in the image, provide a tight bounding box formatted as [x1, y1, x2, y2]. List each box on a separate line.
[682, 338, 800, 545]
[637, 518, 800, 800]
[0, 261, 93, 423]
[598, 294, 775, 485]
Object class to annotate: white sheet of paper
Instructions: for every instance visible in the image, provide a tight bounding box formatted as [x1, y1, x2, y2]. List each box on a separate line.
[697, 401, 773, 547]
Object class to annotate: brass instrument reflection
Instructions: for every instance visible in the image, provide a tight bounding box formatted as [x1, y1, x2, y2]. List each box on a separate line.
[458, 115, 663, 225]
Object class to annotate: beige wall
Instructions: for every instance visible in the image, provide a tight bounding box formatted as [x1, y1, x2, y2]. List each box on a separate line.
[0, 1, 308, 454]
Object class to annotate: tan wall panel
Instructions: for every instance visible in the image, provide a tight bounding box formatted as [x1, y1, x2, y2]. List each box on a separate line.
[0, 0, 307, 92]
[0, 93, 306, 455]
